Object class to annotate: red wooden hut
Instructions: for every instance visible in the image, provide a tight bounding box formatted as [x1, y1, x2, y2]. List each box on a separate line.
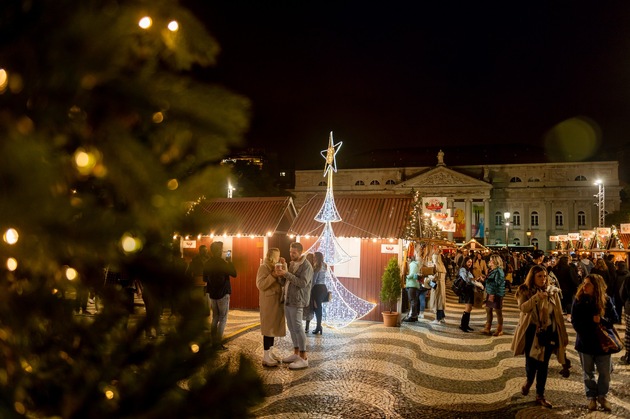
[181, 197, 297, 309]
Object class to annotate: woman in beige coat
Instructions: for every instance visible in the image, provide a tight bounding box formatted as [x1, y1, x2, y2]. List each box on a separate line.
[256, 248, 287, 367]
[511, 264, 569, 409]
[430, 250, 447, 324]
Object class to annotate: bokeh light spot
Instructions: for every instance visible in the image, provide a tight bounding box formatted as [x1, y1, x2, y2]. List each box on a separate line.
[167, 179, 179, 190]
[168, 20, 179, 32]
[65, 267, 78, 281]
[3, 228, 19, 244]
[121, 233, 143, 253]
[544, 116, 601, 161]
[190, 343, 200, 353]
[6, 258, 17, 271]
[139, 16, 152, 29]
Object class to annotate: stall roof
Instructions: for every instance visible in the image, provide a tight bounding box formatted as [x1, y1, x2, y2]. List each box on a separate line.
[289, 194, 413, 239]
[192, 197, 297, 236]
[460, 238, 491, 251]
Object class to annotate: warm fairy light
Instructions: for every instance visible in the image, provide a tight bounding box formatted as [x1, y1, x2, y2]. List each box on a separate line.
[267, 231, 273, 237]
[190, 343, 200, 353]
[139, 16, 152, 29]
[73, 147, 101, 176]
[289, 234, 295, 239]
[0, 69, 7, 92]
[152, 112, 164, 123]
[3, 228, 18, 244]
[104, 389, 115, 400]
[6, 258, 17, 271]
[305, 235, 310, 239]
[236, 233, 241, 238]
[173, 234, 178, 240]
[121, 233, 143, 253]
[168, 20, 179, 31]
[65, 267, 78, 281]
[209, 233, 215, 238]
[197, 234, 202, 239]
[372, 238, 377, 243]
[167, 179, 178, 190]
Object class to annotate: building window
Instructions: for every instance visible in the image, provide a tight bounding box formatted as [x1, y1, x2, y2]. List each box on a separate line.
[279, 171, 286, 177]
[510, 177, 522, 183]
[318, 181, 327, 187]
[370, 180, 380, 185]
[513, 211, 521, 226]
[385, 179, 396, 185]
[531, 211, 539, 227]
[532, 238, 539, 248]
[555, 211, 564, 227]
[577, 211, 586, 227]
[495, 212, 503, 227]
[513, 238, 521, 246]
[575, 175, 587, 181]
[355, 180, 365, 186]
[495, 238, 502, 245]
[528, 177, 541, 182]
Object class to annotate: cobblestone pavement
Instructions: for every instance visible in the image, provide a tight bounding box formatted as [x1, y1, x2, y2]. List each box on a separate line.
[219, 290, 629, 419]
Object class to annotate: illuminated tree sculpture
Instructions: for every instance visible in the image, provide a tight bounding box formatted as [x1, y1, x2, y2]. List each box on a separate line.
[306, 132, 376, 328]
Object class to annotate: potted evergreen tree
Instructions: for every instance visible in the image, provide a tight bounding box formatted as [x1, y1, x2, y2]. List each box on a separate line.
[380, 257, 403, 326]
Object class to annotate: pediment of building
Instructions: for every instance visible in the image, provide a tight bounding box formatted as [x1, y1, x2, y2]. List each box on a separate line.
[394, 166, 492, 190]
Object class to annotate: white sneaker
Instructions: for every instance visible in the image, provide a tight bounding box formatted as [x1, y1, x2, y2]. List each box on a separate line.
[262, 350, 278, 367]
[288, 357, 308, 370]
[269, 348, 282, 362]
[282, 353, 300, 364]
[418, 313, 424, 319]
[431, 319, 440, 324]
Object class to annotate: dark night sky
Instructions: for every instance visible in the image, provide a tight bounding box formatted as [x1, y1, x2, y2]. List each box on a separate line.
[184, 1, 630, 176]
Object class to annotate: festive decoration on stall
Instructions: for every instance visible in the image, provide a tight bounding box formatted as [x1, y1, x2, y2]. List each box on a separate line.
[305, 132, 376, 328]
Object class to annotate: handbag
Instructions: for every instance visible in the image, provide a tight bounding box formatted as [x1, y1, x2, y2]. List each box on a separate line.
[595, 323, 623, 353]
[451, 275, 466, 296]
[536, 326, 558, 348]
[421, 266, 436, 276]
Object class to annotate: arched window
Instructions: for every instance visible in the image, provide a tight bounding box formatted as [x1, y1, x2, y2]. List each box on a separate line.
[528, 177, 541, 182]
[531, 238, 539, 248]
[355, 180, 365, 186]
[513, 211, 521, 226]
[575, 175, 587, 181]
[513, 238, 521, 246]
[370, 180, 380, 185]
[495, 212, 503, 227]
[510, 177, 522, 183]
[318, 181, 326, 187]
[577, 211, 586, 227]
[555, 211, 564, 227]
[531, 211, 539, 227]
[495, 238, 502, 245]
[385, 179, 396, 185]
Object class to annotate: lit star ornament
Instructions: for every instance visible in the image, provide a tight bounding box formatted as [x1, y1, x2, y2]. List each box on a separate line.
[320, 131, 342, 177]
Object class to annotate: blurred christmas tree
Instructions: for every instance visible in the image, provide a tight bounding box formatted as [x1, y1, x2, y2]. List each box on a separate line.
[0, 0, 263, 417]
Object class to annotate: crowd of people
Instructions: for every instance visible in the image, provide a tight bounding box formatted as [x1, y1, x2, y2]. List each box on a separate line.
[404, 247, 627, 411]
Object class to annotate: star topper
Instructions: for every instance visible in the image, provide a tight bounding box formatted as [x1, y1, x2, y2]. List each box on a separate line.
[320, 131, 343, 176]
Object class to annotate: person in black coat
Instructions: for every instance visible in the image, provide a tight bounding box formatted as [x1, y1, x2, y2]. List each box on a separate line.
[553, 255, 580, 315]
[618, 261, 630, 364]
[571, 274, 619, 411]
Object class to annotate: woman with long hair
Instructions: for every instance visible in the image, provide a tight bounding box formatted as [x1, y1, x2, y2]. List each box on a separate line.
[255, 248, 286, 367]
[571, 274, 620, 411]
[458, 257, 476, 332]
[309, 252, 328, 334]
[510, 265, 569, 409]
[553, 255, 580, 315]
[482, 254, 506, 336]
[430, 250, 448, 324]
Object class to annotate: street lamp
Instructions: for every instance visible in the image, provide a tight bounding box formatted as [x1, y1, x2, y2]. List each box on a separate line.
[504, 211, 511, 250]
[594, 179, 605, 227]
[526, 230, 532, 246]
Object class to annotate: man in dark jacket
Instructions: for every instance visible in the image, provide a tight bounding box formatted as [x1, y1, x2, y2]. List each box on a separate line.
[205, 241, 237, 350]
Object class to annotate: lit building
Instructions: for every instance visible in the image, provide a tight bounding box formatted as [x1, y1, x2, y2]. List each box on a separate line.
[291, 152, 621, 250]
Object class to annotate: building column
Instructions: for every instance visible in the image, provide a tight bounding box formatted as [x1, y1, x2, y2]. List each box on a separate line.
[465, 198, 472, 242]
[484, 198, 490, 245]
[447, 198, 454, 242]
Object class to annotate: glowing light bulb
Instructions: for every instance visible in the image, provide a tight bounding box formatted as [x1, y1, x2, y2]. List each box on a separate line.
[168, 20, 179, 31]
[139, 16, 152, 29]
[3, 228, 18, 244]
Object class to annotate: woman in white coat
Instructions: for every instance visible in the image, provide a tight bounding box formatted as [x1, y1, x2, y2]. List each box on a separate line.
[256, 248, 287, 367]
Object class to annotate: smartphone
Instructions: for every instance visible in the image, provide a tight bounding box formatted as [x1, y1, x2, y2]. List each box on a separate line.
[226, 250, 232, 258]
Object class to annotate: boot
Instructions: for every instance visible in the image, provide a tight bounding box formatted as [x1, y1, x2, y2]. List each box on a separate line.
[305, 321, 310, 333]
[262, 350, 278, 367]
[482, 323, 492, 335]
[459, 312, 472, 332]
[312, 325, 322, 335]
[492, 325, 503, 336]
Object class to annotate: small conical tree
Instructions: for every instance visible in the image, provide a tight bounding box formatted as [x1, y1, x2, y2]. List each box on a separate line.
[380, 257, 402, 313]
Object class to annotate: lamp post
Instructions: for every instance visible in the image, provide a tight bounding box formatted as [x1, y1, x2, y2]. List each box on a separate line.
[526, 230, 532, 246]
[504, 211, 511, 251]
[594, 179, 605, 227]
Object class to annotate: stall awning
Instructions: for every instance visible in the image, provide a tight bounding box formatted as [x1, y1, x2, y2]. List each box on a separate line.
[190, 197, 297, 237]
[289, 194, 413, 239]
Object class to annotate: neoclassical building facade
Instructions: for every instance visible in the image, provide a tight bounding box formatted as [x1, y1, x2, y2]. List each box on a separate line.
[291, 153, 621, 250]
